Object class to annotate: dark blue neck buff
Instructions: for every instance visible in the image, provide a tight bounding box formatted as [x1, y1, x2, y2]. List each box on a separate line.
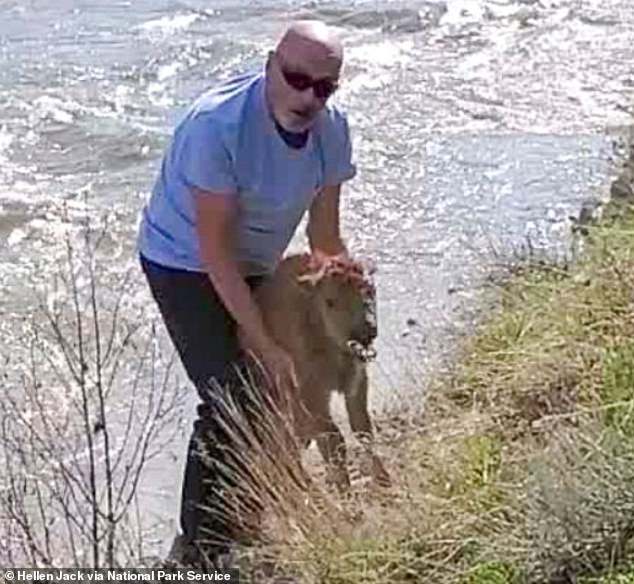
[275, 118, 309, 149]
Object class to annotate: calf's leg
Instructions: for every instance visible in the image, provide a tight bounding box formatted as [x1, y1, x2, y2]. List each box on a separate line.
[343, 365, 391, 487]
[314, 416, 351, 493]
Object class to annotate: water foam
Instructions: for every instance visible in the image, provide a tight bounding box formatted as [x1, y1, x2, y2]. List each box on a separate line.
[137, 13, 200, 36]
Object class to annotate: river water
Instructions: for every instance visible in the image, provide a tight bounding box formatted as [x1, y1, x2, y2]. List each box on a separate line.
[0, 0, 633, 562]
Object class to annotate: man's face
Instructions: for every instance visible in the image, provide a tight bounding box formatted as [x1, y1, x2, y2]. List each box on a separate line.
[266, 50, 341, 132]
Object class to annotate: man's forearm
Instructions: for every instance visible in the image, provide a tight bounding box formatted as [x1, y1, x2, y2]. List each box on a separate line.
[307, 184, 348, 257]
[309, 235, 347, 257]
[202, 253, 272, 355]
[194, 189, 273, 355]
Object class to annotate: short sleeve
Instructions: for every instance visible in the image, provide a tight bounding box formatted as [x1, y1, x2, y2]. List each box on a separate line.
[176, 115, 237, 194]
[320, 108, 357, 187]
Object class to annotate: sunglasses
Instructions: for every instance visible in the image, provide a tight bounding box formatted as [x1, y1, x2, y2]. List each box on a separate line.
[278, 64, 339, 100]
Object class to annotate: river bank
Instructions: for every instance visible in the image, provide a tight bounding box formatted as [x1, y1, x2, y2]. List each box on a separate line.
[242, 130, 634, 583]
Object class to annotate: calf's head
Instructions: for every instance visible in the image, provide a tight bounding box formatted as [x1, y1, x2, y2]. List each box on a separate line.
[297, 256, 378, 360]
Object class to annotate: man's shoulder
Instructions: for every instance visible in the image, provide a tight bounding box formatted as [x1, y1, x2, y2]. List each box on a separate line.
[320, 102, 350, 123]
[186, 70, 263, 129]
[312, 103, 356, 185]
[314, 103, 352, 144]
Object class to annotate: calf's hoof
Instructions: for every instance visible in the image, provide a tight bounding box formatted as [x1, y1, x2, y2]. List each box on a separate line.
[371, 457, 392, 488]
[325, 465, 352, 494]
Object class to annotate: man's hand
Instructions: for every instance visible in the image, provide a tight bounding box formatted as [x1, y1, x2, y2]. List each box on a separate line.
[259, 342, 299, 395]
[310, 248, 349, 268]
[241, 336, 298, 407]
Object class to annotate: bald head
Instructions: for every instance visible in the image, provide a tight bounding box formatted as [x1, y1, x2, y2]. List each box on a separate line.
[266, 20, 344, 132]
[275, 20, 343, 68]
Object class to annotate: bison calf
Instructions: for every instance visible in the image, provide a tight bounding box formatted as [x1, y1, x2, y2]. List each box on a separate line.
[249, 253, 390, 492]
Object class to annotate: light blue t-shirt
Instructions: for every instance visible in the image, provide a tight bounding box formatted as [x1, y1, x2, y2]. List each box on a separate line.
[137, 70, 356, 276]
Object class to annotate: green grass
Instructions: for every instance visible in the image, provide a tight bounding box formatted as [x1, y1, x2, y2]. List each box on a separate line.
[581, 564, 634, 583]
[602, 341, 634, 436]
[462, 561, 518, 584]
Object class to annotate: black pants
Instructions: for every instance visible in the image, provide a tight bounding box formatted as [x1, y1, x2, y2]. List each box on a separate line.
[140, 255, 267, 558]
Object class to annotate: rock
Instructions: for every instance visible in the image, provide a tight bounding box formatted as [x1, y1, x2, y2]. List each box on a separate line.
[569, 198, 604, 237]
[572, 273, 592, 286]
[610, 177, 634, 200]
[578, 199, 603, 225]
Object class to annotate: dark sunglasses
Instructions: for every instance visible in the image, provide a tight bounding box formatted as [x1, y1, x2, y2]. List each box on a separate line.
[280, 67, 339, 100]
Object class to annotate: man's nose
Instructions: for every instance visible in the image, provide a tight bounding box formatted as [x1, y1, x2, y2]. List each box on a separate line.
[299, 86, 320, 106]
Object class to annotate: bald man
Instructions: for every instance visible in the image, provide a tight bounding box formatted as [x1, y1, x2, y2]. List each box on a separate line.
[137, 21, 356, 567]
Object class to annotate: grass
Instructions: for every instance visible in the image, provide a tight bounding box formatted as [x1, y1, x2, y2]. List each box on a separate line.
[236, 158, 634, 582]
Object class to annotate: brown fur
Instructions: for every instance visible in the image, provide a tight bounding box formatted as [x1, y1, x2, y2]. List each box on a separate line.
[251, 253, 390, 491]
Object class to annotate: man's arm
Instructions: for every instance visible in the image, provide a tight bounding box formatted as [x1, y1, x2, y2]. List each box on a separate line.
[194, 188, 276, 356]
[306, 184, 348, 258]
